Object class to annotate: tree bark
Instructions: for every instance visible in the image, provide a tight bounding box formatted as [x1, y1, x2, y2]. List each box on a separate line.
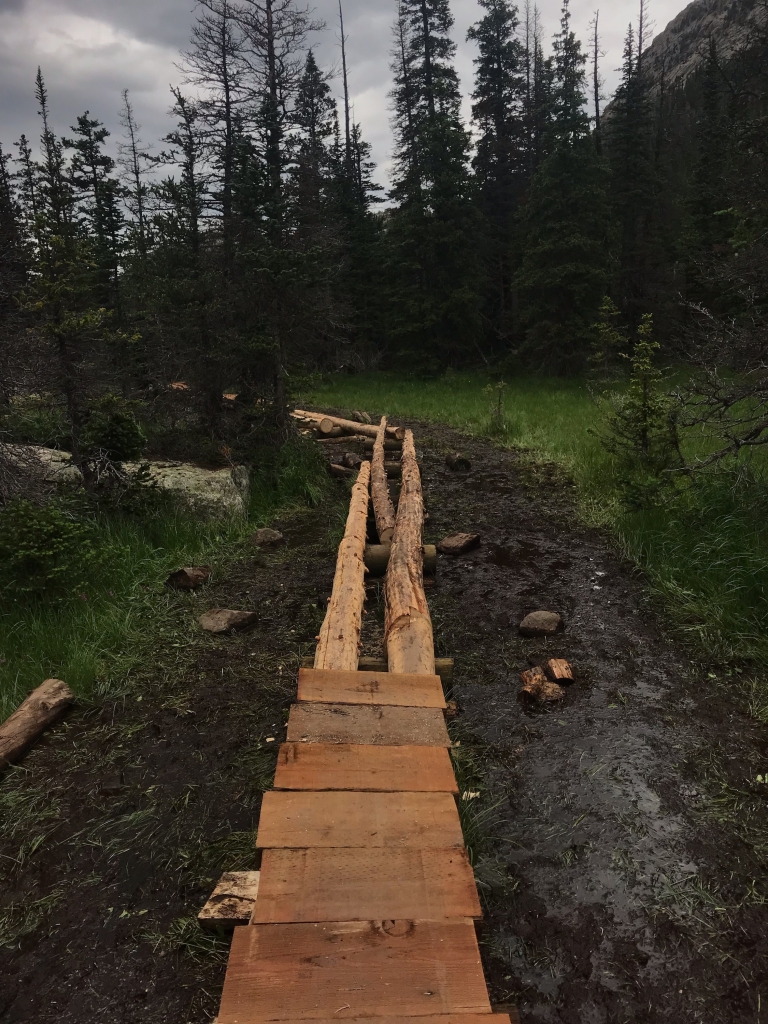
[314, 461, 371, 671]
[292, 409, 405, 440]
[384, 430, 434, 675]
[371, 416, 396, 543]
[0, 679, 74, 767]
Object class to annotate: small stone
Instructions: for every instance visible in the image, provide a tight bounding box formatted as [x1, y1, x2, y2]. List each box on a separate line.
[437, 532, 481, 556]
[250, 527, 285, 547]
[518, 666, 565, 702]
[342, 452, 363, 469]
[519, 610, 563, 637]
[543, 658, 574, 683]
[166, 566, 211, 590]
[445, 452, 471, 472]
[198, 608, 258, 633]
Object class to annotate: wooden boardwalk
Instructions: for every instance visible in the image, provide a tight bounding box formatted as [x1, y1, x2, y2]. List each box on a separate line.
[214, 419, 512, 1024]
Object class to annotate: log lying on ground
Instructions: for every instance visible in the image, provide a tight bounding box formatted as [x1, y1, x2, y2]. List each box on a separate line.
[365, 543, 436, 577]
[292, 409, 405, 441]
[0, 678, 74, 767]
[384, 430, 435, 675]
[371, 416, 397, 543]
[314, 460, 371, 671]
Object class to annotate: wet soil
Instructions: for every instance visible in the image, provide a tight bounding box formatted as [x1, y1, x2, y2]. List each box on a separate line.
[1, 423, 767, 1024]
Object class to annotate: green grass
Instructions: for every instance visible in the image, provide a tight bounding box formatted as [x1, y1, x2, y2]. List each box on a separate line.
[0, 434, 330, 720]
[305, 370, 768, 672]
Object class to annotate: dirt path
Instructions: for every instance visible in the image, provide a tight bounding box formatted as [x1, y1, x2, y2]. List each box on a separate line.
[1, 424, 766, 1023]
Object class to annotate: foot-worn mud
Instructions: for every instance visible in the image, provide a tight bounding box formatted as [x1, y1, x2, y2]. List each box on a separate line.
[1, 423, 766, 1024]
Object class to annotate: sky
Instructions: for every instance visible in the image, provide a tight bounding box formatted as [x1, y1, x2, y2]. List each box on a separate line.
[0, 0, 685, 187]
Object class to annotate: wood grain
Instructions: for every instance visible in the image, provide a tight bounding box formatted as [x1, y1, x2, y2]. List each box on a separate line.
[217, 919, 491, 1021]
[256, 790, 463, 849]
[273, 743, 458, 792]
[286, 703, 450, 746]
[298, 668, 445, 708]
[253, 847, 481, 923]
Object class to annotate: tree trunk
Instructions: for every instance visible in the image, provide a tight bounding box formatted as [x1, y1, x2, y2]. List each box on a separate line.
[371, 416, 396, 543]
[314, 461, 371, 671]
[0, 678, 74, 767]
[292, 409, 405, 440]
[384, 430, 434, 675]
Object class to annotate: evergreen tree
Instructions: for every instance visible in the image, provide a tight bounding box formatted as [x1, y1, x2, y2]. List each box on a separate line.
[515, 0, 610, 369]
[467, 0, 526, 347]
[293, 50, 336, 221]
[387, 0, 482, 366]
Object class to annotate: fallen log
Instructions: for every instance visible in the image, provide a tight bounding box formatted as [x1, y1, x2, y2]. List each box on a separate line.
[292, 409, 405, 441]
[365, 543, 436, 577]
[314, 460, 371, 671]
[327, 463, 353, 478]
[0, 678, 74, 767]
[384, 430, 435, 675]
[371, 416, 396, 543]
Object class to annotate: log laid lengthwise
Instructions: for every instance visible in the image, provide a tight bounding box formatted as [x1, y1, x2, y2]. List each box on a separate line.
[384, 430, 435, 675]
[0, 678, 74, 767]
[371, 416, 396, 543]
[314, 460, 371, 672]
[292, 409, 405, 441]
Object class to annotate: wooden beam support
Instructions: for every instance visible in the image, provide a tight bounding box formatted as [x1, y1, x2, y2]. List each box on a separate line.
[297, 667, 445, 708]
[371, 415, 396, 543]
[365, 543, 436, 577]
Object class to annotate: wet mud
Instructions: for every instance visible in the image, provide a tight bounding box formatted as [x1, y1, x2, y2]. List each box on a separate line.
[1, 423, 766, 1024]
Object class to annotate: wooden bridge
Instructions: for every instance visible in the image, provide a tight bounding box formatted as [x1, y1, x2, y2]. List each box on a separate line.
[211, 416, 514, 1024]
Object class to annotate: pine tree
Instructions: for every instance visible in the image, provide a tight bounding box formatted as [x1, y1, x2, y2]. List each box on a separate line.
[387, 0, 482, 366]
[467, 0, 526, 347]
[515, 0, 610, 370]
[293, 50, 336, 221]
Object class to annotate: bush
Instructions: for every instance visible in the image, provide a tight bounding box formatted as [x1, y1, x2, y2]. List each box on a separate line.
[82, 396, 146, 462]
[1, 394, 69, 448]
[0, 498, 100, 597]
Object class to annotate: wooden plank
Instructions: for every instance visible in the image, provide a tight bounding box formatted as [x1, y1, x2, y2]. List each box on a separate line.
[217, 919, 491, 1021]
[216, 1017, 511, 1024]
[286, 703, 450, 746]
[198, 871, 260, 931]
[273, 743, 458, 793]
[298, 668, 446, 708]
[256, 790, 463, 849]
[253, 848, 481, 923]
[302, 655, 454, 683]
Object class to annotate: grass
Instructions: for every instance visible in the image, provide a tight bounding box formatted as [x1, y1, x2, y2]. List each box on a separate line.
[305, 370, 768, 674]
[0, 433, 330, 719]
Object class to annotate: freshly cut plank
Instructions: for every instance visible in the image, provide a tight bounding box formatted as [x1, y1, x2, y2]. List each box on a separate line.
[297, 667, 445, 708]
[253, 847, 481, 923]
[314, 461, 370, 672]
[286, 702, 450, 746]
[216, 919, 491, 1022]
[256, 790, 463, 849]
[273, 742, 458, 792]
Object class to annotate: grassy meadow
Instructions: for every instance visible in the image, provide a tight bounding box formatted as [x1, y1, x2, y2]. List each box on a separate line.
[306, 371, 768, 697]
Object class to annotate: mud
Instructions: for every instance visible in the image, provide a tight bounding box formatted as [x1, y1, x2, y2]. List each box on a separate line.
[1, 423, 766, 1024]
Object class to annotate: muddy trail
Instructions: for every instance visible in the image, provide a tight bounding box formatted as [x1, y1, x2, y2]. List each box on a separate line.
[1, 423, 766, 1024]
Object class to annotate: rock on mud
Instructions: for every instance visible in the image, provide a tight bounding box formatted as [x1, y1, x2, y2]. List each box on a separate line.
[445, 452, 471, 472]
[250, 528, 285, 547]
[437, 532, 481, 555]
[198, 608, 258, 633]
[519, 666, 566, 702]
[166, 566, 211, 590]
[519, 610, 563, 636]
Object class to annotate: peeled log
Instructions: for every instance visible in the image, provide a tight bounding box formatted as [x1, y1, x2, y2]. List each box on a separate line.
[371, 416, 396, 543]
[384, 430, 435, 675]
[365, 544, 436, 577]
[292, 409, 405, 441]
[0, 678, 74, 767]
[314, 460, 371, 671]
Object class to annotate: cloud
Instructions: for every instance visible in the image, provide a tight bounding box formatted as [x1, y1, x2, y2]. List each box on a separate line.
[0, 0, 683, 185]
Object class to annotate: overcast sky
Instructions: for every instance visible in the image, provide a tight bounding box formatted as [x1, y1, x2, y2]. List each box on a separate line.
[0, 0, 684, 187]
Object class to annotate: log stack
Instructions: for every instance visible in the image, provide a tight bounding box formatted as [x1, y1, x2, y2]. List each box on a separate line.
[292, 409, 405, 441]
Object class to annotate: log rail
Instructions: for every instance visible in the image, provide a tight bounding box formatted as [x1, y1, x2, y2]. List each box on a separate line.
[211, 415, 516, 1024]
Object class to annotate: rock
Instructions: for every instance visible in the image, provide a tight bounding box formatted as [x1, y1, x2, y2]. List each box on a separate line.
[446, 452, 471, 472]
[518, 666, 565, 702]
[436, 532, 481, 556]
[198, 608, 258, 633]
[544, 658, 574, 683]
[341, 452, 363, 469]
[519, 610, 563, 637]
[166, 566, 211, 590]
[250, 527, 285, 547]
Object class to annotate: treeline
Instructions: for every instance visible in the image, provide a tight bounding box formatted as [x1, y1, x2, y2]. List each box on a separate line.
[1, 0, 767, 473]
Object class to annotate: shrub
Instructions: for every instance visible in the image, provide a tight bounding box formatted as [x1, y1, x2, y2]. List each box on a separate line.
[82, 396, 146, 462]
[1, 394, 69, 448]
[0, 498, 100, 597]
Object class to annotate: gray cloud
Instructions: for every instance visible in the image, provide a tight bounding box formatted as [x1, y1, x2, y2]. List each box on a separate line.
[0, 0, 682, 185]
